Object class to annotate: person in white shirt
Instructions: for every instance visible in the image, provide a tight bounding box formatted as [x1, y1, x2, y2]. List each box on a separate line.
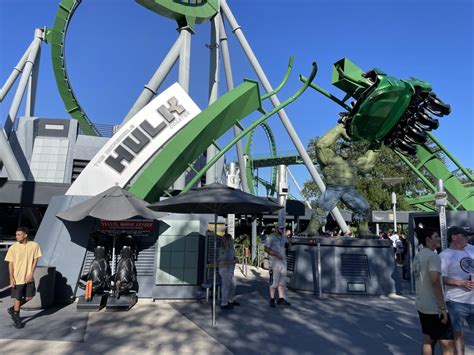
[413, 227, 454, 355]
[440, 226, 474, 355]
[264, 223, 291, 307]
[389, 230, 400, 251]
[218, 234, 240, 310]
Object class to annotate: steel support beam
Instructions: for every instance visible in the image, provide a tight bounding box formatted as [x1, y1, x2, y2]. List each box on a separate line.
[219, 13, 249, 192]
[122, 34, 183, 124]
[221, 0, 348, 232]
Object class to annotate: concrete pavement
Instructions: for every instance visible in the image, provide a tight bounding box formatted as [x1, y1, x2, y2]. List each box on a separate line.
[0, 266, 472, 354]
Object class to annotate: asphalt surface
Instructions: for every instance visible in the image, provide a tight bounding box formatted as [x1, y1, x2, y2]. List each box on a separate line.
[0, 266, 472, 354]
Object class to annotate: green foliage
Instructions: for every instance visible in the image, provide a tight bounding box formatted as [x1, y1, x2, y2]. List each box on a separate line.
[235, 234, 251, 248]
[454, 167, 474, 184]
[234, 234, 264, 267]
[302, 138, 427, 211]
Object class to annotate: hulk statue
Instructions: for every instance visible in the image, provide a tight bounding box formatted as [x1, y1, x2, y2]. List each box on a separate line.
[303, 124, 380, 237]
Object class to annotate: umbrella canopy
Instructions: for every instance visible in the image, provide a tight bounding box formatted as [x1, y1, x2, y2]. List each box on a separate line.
[148, 183, 283, 215]
[57, 186, 166, 222]
[149, 183, 283, 326]
[57, 186, 166, 278]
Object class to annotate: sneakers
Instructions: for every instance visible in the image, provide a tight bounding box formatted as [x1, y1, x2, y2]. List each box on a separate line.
[269, 299, 276, 308]
[221, 304, 234, 310]
[277, 298, 291, 306]
[13, 317, 23, 329]
[229, 301, 240, 306]
[8, 307, 22, 329]
[7, 306, 15, 320]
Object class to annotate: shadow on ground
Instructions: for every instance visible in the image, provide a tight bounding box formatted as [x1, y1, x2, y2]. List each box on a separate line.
[0, 266, 472, 355]
[0, 301, 87, 342]
[171, 268, 424, 355]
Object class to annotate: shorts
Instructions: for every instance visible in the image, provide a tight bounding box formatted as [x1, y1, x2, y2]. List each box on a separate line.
[269, 263, 287, 288]
[418, 311, 454, 340]
[446, 301, 474, 332]
[11, 282, 36, 300]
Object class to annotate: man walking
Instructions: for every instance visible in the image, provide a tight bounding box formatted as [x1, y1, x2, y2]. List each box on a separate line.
[440, 226, 474, 355]
[264, 223, 291, 308]
[413, 227, 454, 355]
[5, 227, 42, 329]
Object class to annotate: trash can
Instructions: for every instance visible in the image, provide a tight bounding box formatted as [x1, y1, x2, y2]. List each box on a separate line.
[23, 266, 56, 309]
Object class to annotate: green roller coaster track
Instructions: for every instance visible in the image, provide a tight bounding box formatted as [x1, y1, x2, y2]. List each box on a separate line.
[244, 122, 277, 196]
[45, 1, 473, 211]
[137, 0, 219, 30]
[129, 79, 262, 201]
[299, 72, 474, 212]
[178, 62, 318, 195]
[242, 55, 297, 197]
[130, 62, 318, 201]
[46, 0, 221, 137]
[47, 0, 285, 199]
[46, 0, 100, 136]
[397, 133, 474, 211]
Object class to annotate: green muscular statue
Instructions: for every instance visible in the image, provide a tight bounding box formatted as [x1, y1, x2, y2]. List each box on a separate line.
[304, 124, 380, 237]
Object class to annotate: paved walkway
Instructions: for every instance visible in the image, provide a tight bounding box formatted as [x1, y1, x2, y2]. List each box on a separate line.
[0, 266, 472, 354]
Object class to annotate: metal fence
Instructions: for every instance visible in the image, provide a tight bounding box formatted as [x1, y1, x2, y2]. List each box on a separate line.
[79, 123, 118, 138]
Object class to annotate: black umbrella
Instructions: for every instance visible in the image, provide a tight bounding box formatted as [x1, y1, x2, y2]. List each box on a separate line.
[57, 186, 167, 274]
[149, 183, 283, 326]
[56, 186, 163, 222]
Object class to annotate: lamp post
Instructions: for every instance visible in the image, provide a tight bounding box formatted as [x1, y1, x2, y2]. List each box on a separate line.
[391, 191, 397, 232]
[435, 179, 448, 250]
[382, 177, 404, 233]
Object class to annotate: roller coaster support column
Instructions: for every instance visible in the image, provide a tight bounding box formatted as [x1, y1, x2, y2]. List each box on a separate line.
[4, 29, 43, 137]
[0, 28, 43, 181]
[122, 34, 182, 123]
[206, 14, 220, 185]
[174, 25, 194, 190]
[25, 41, 41, 117]
[287, 167, 312, 209]
[219, 14, 249, 192]
[0, 43, 33, 102]
[220, 0, 348, 232]
[121, 28, 192, 189]
[0, 133, 24, 180]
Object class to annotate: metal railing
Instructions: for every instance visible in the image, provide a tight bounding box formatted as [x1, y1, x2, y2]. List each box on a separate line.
[79, 122, 118, 138]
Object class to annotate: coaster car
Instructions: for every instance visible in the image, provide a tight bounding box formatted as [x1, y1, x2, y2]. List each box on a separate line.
[333, 58, 450, 156]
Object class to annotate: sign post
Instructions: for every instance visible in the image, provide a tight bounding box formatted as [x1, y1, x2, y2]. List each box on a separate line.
[435, 179, 448, 251]
[226, 162, 239, 238]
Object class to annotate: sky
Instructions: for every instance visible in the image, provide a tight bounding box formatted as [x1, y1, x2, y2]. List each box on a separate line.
[1, 0, 473, 201]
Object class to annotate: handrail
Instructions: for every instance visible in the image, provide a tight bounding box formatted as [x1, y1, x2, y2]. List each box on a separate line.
[182, 62, 318, 193]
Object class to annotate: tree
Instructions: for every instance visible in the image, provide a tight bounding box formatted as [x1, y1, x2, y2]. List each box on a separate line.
[302, 137, 427, 212]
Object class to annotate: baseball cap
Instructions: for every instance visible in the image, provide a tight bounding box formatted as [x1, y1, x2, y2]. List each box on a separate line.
[447, 226, 473, 238]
